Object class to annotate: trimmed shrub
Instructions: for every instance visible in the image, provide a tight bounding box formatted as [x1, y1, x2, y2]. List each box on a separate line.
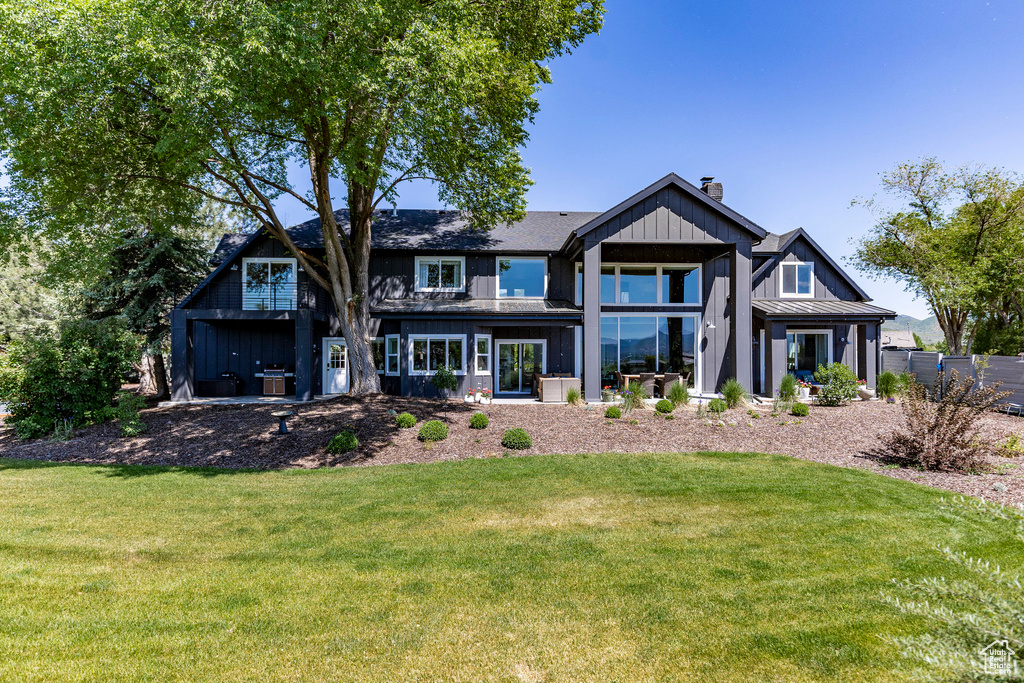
[814, 362, 860, 407]
[326, 430, 359, 454]
[721, 378, 746, 408]
[0, 318, 139, 440]
[655, 399, 673, 414]
[469, 412, 489, 429]
[501, 427, 532, 450]
[667, 381, 689, 406]
[791, 402, 809, 417]
[707, 398, 726, 413]
[604, 405, 621, 419]
[778, 373, 798, 402]
[875, 371, 899, 399]
[418, 420, 449, 442]
[395, 412, 416, 428]
[566, 386, 582, 406]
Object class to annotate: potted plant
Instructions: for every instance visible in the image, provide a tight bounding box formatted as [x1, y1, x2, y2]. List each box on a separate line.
[464, 388, 476, 403]
[601, 385, 614, 402]
[478, 388, 492, 405]
[797, 380, 812, 401]
[856, 378, 875, 400]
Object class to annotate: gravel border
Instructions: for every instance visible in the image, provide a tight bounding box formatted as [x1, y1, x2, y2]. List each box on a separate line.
[2, 397, 1022, 506]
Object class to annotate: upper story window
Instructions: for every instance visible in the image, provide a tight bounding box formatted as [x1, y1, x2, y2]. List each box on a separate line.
[599, 264, 701, 305]
[497, 257, 546, 298]
[415, 256, 465, 292]
[242, 258, 297, 310]
[780, 261, 814, 298]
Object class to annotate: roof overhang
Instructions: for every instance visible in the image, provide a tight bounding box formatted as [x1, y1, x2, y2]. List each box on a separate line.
[753, 298, 897, 321]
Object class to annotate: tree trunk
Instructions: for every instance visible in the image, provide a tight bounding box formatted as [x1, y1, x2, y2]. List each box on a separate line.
[137, 352, 171, 399]
[151, 352, 170, 400]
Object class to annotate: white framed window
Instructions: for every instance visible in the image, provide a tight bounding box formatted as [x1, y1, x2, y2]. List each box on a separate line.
[414, 256, 465, 292]
[371, 338, 385, 374]
[241, 258, 297, 310]
[780, 261, 814, 298]
[597, 263, 701, 305]
[409, 335, 467, 375]
[475, 334, 492, 375]
[385, 334, 400, 376]
[497, 257, 547, 298]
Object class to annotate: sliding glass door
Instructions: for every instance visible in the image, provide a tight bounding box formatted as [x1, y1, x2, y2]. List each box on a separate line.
[601, 315, 698, 388]
[786, 331, 831, 375]
[497, 341, 545, 393]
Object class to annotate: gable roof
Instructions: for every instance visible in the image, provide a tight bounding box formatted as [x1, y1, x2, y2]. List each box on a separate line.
[753, 227, 871, 301]
[178, 230, 263, 309]
[570, 173, 769, 246]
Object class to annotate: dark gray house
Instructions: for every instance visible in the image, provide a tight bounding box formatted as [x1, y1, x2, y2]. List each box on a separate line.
[171, 173, 895, 402]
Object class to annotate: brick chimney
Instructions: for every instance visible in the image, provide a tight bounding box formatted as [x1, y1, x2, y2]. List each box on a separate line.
[700, 176, 723, 201]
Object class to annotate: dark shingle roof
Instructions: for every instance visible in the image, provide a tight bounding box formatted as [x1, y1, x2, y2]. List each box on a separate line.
[753, 299, 896, 318]
[752, 229, 800, 253]
[371, 298, 581, 318]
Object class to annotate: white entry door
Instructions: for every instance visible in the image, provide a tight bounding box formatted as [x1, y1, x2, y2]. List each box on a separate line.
[323, 338, 349, 394]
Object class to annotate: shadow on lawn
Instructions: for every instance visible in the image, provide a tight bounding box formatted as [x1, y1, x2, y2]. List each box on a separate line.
[0, 457, 253, 478]
[0, 394, 488, 473]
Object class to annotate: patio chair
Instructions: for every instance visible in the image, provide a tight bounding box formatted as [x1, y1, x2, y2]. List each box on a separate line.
[638, 373, 657, 398]
[655, 372, 681, 398]
[614, 371, 626, 391]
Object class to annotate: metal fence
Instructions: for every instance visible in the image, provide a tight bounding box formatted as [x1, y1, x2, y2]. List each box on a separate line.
[880, 350, 1024, 409]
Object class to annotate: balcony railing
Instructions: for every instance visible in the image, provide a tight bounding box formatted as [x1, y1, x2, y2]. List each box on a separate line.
[185, 280, 331, 316]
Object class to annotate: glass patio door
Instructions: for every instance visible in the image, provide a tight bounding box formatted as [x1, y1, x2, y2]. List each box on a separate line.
[496, 341, 544, 393]
[787, 332, 830, 374]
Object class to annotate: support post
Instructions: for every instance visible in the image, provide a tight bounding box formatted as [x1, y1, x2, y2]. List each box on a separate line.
[583, 239, 602, 402]
[730, 242, 753, 391]
[294, 309, 314, 401]
[170, 310, 193, 402]
[763, 321, 788, 397]
[863, 323, 877, 388]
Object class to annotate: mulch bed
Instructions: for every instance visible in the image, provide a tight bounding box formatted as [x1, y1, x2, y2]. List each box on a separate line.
[2, 397, 1023, 506]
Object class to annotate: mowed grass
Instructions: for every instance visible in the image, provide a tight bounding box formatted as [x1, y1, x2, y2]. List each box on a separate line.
[0, 453, 1016, 682]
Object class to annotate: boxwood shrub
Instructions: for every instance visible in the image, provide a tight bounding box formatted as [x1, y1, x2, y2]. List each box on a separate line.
[326, 430, 359, 454]
[418, 420, 449, 442]
[707, 398, 727, 413]
[469, 412, 489, 429]
[501, 427, 532, 450]
[395, 412, 416, 428]
[791, 402, 809, 417]
[655, 399, 674, 414]
[604, 406, 622, 419]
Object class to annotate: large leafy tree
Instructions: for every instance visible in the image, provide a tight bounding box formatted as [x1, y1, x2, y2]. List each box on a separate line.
[852, 159, 1024, 355]
[0, 0, 605, 394]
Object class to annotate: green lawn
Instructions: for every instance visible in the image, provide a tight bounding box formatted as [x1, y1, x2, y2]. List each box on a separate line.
[0, 453, 1015, 682]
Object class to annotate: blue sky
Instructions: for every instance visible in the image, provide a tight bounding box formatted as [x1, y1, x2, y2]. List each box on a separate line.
[274, 1, 1024, 318]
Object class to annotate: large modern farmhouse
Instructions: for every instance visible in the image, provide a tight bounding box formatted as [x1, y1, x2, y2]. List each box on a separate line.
[171, 173, 896, 403]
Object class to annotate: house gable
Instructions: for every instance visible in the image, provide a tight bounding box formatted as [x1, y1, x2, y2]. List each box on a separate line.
[753, 228, 868, 301]
[572, 173, 767, 248]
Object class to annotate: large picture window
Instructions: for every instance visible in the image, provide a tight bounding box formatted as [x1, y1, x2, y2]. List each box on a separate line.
[415, 256, 465, 292]
[600, 315, 697, 388]
[780, 262, 814, 298]
[242, 258, 297, 310]
[599, 264, 701, 305]
[410, 335, 466, 375]
[786, 330, 832, 375]
[497, 257, 546, 298]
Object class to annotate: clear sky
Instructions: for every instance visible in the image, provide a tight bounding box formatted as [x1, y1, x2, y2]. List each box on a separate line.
[277, 1, 1024, 318]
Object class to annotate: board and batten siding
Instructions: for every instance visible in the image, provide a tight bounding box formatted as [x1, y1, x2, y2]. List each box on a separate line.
[369, 252, 574, 304]
[192, 320, 296, 394]
[753, 237, 859, 301]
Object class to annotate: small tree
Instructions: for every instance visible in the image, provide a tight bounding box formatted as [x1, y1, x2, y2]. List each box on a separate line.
[430, 365, 458, 423]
